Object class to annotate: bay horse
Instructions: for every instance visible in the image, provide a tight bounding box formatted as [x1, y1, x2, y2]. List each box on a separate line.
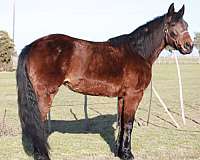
[16, 3, 193, 160]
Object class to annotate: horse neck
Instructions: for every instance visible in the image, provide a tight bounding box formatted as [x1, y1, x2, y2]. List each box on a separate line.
[146, 34, 166, 64]
[128, 17, 167, 65]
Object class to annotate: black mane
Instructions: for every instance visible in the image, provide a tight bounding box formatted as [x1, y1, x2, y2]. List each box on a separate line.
[108, 15, 166, 59]
[108, 34, 130, 45]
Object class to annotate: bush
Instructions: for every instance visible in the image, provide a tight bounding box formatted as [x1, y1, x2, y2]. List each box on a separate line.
[0, 31, 16, 71]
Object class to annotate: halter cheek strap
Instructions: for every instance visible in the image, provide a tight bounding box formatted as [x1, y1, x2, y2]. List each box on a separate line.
[164, 24, 178, 46]
[164, 24, 168, 34]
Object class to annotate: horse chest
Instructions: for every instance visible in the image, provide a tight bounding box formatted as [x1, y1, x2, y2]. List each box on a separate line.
[124, 65, 152, 92]
[137, 72, 151, 90]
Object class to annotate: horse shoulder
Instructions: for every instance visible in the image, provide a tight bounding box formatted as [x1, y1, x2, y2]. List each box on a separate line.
[123, 56, 152, 93]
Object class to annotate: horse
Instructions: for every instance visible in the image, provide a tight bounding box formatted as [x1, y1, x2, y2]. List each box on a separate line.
[16, 3, 193, 160]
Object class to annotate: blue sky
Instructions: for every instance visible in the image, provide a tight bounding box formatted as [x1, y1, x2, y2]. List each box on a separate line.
[0, 0, 200, 55]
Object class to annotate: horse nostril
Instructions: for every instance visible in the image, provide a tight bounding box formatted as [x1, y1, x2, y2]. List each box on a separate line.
[184, 42, 192, 50]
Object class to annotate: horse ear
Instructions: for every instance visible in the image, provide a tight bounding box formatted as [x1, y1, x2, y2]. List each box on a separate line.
[167, 3, 175, 17]
[175, 4, 185, 20]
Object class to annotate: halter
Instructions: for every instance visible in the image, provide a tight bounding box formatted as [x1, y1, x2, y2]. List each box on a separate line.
[164, 23, 189, 41]
[179, 30, 189, 36]
[164, 24, 178, 46]
[163, 22, 189, 48]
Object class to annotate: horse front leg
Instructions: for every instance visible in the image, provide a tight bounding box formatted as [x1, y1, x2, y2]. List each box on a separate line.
[116, 91, 143, 160]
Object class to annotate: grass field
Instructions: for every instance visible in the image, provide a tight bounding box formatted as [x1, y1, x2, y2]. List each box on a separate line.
[0, 64, 199, 160]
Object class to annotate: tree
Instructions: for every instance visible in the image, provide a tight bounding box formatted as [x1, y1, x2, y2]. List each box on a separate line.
[194, 32, 200, 63]
[0, 31, 15, 71]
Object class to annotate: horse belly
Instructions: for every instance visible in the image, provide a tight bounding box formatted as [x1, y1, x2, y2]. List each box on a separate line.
[64, 78, 122, 97]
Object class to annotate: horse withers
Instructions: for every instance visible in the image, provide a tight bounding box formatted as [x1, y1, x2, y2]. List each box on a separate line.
[16, 3, 193, 160]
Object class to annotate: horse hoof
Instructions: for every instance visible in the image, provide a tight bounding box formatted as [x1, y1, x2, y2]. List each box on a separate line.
[34, 153, 50, 160]
[120, 154, 134, 160]
[118, 150, 134, 160]
[120, 155, 134, 160]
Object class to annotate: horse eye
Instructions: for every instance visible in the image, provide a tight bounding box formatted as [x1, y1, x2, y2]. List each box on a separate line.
[170, 31, 177, 37]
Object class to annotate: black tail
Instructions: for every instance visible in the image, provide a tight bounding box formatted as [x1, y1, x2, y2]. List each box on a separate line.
[16, 45, 50, 160]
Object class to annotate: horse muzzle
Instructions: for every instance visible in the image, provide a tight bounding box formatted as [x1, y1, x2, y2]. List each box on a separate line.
[179, 41, 193, 55]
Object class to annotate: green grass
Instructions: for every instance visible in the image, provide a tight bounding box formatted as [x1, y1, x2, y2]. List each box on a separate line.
[0, 64, 200, 160]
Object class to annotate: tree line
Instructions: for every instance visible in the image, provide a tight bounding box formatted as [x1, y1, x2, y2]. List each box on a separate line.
[194, 32, 200, 59]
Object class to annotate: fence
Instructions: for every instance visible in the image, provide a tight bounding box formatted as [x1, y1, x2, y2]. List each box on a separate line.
[155, 56, 199, 64]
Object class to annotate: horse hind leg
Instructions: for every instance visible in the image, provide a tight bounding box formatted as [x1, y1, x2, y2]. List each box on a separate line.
[17, 44, 60, 160]
[37, 88, 58, 122]
[34, 87, 58, 160]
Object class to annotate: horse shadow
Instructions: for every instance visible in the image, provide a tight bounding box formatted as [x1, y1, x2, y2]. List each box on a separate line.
[45, 114, 117, 153]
